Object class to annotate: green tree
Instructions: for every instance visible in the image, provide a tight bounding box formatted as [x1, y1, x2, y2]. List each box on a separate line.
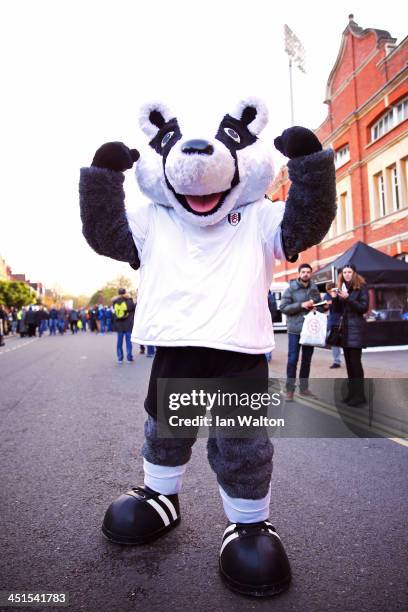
[73, 294, 91, 309]
[89, 287, 117, 306]
[89, 275, 135, 306]
[0, 281, 36, 309]
[60, 293, 90, 309]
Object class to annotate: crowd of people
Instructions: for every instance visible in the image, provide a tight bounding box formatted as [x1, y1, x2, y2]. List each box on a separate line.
[0, 304, 116, 338]
[0, 266, 369, 406]
[0, 293, 156, 361]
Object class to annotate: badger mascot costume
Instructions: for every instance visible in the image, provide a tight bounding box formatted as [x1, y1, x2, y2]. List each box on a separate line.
[79, 97, 336, 597]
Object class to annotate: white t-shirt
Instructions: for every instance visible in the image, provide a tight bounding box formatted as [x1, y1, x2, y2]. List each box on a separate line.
[127, 198, 285, 354]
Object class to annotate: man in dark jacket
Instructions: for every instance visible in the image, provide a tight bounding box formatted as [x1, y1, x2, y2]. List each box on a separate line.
[37, 307, 49, 337]
[69, 309, 79, 334]
[0, 304, 7, 346]
[48, 306, 58, 335]
[280, 263, 321, 400]
[89, 307, 98, 332]
[57, 307, 66, 335]
[25, 306, 38, 337]
[112, 288, 136, 363]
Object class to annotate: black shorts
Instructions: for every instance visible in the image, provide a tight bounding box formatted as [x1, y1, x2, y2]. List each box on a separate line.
[144, 346, 268, 418]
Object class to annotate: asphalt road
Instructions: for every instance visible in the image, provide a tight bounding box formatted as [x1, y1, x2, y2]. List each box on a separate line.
[1, 333, 407, 612]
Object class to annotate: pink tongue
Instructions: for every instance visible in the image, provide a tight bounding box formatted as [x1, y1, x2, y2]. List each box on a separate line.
[185, 193, 222, 212]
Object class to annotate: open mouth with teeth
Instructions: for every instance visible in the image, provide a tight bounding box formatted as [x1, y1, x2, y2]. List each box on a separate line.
[174, 190, 231, 215]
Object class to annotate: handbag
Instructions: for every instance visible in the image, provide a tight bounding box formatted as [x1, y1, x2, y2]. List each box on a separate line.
[300, 311, 328, 347]
[326, 315, 344, 347]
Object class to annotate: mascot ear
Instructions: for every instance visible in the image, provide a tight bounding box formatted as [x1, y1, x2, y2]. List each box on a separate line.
[229, 97, 269, 136]
[139, 101, 176, 139]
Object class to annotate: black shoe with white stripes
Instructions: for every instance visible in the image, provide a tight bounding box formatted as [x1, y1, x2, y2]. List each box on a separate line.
[102, 486, 180, 545]
[219, 521, 291, 597]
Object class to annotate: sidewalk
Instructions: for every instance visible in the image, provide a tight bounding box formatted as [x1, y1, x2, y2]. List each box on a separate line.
[268, 332, 408, 440]
[269, 332, 408, 379]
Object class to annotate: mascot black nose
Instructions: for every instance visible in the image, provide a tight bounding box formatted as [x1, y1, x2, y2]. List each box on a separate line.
[181, 139, 214, 155]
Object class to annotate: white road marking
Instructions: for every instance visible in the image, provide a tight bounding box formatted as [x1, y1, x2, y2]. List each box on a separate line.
[0, 338, 37, 356]
[295, 394, 408, 448]
[388, 437, 408, 448]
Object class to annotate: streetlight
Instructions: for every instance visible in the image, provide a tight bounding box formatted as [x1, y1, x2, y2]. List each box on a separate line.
[284, 24, 306, 126]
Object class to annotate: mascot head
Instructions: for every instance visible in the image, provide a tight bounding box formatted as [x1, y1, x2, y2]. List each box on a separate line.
[136, 97, 274, 226]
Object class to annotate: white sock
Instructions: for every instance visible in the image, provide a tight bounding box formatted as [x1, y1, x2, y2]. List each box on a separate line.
[143, 458, 187, 495]
[219, 484, 271, 523]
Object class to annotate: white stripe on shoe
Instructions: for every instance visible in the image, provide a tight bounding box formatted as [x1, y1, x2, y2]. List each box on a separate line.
[158, 495, 178, 521]
[220, 532, 239, 556]
[264, 521, 281, 539]
[147, 498, 170, 527]
[222, 523, 237, 539]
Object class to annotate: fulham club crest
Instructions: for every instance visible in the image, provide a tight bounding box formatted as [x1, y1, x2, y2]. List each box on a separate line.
[228, 212, 241, 226]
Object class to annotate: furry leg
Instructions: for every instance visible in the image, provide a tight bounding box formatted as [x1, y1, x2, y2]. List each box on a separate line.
[207, 435, 273, 499]
[142, 415, 196, 466]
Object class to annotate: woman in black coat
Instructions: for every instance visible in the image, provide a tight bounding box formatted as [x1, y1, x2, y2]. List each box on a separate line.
[328, 264, 369, 406]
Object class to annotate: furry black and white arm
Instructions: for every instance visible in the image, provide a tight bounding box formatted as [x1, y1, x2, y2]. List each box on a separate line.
[79, 166, 140, 270]
[280, 149, 336, 260]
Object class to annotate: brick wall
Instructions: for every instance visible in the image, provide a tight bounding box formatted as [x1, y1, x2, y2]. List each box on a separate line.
[268, 17, 408, 281]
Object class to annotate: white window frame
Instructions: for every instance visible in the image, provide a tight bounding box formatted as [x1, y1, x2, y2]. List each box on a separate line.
[371, 96, 408, 142]
[337, 192, 347, 234]
[402, 157, 408, 204]
[378, 173, 386, 216]
[334, 145, 350, 169]
[388, 164, 400, 211]
[328, 185, 353, 238]
[367, 142, 408, 222]
[396, 98, 408, 124]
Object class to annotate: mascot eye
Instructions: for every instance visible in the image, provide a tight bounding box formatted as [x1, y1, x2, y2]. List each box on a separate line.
[161, 131, 174, 148]
[224, 127, 240, 143]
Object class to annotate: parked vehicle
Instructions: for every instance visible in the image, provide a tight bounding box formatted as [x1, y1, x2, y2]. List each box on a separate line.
[270, 282, 289, 331]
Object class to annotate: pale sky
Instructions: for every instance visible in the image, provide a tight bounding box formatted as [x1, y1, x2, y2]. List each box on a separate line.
[1, 0, 406, 295]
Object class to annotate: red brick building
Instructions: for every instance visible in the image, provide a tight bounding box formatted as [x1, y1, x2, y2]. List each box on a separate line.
[269, 15, 408, 282]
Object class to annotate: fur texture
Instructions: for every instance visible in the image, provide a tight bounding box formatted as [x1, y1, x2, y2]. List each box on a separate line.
[229, 96, 269, 136]
[207, 434, 274, 499]
[142, 415, 195, 467]
[166, 138, 235, 196]
[79, 99, 336, 267]
[142, 415, 273, 498]
[139, 101, 175, 139]
[135, 97, 274, 227]
[79, 166, 140, 269]
[281, 149, 337, 258]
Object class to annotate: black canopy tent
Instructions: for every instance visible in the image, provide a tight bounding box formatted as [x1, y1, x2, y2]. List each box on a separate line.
[313, 241, 408, 285]
[313, 241, 408, 347]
